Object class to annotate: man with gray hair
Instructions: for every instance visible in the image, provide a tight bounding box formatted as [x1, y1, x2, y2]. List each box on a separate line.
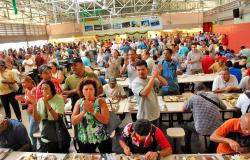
[182, 82, 226, 153]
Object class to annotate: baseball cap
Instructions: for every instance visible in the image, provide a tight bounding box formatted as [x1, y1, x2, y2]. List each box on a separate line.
[38, 64, 52, 74]
[71, 57, 83, 64]
[109, 77, 117, 84]
[0, 114, 5, 125]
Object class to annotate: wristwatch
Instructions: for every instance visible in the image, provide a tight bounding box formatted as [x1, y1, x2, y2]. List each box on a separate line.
[157, 151, 161, 159]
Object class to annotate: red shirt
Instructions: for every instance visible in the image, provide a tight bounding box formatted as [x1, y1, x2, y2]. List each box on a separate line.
[202, 55, 215, 74]
[121, 123, 171, 149]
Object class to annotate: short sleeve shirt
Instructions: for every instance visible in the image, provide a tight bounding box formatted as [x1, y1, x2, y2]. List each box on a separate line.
[214, 118, 242, 154]
[239, 76, 249, 92]
[0, 119, 31, 151]
[185, 92, 226, 135]
[120, 123, 171, 150]
[103, 84, 126, 98]
[132, 77, 160, 121]
[212, 75, 239, 91]
[63, 71, 100, 91]
[236, 91, 250, 114]
[37, 94, 65, 120]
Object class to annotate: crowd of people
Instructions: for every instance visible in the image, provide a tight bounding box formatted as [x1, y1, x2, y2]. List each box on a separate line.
[0, 31, 250, 157]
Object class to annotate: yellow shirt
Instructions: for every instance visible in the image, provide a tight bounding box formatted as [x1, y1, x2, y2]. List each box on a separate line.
[209, 62, 225, 73]
[0, 69, 17, 95]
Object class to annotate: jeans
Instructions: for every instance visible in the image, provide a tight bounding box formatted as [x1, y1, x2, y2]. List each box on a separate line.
[28, 114, 39, 151]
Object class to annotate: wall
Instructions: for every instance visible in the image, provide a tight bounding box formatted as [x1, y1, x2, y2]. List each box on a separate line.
[46, 23, 82, 38]
[161, 12, 203, 29]
[213, 23, 250, 52]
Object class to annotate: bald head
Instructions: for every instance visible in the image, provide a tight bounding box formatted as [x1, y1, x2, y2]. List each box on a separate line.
[240, 113, 250, 135]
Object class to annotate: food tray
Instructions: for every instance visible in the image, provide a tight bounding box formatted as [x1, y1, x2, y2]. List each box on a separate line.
[174, 155, 219, 160]
[0, 148, 11, 160]
[219, 94, 239, 100]
[18, 153, 65, 160]
[223, 153, 250, 160]
[163, 96, 186, 102]
[101, 154, 144, 160]
[63, 153, 100, 160]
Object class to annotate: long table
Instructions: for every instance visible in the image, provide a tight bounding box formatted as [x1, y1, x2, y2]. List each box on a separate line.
[123, 93, 238, 127]
[4, 151, 244, 160]
[112, 73, 219, 88]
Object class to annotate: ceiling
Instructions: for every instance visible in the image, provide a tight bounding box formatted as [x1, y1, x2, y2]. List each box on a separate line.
[0, 0, 236, 24]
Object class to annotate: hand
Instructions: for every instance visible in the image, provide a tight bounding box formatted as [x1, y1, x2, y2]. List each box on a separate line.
[26, 91, 36, 105]
[188, 60, 193, 64]
[123, 146, 132, 156]
[15, 95, 25, 102]
[43, 94, 51, 103]
[224, 86, 232, 92]
[145, 151, 158, 160]
[152, 67, 159, 78]
[228, 139, 240, 152]
[84, 100, 95, 114]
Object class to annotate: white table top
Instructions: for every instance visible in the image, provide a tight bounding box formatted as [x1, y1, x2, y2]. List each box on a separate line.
[177, 73, 219, 83]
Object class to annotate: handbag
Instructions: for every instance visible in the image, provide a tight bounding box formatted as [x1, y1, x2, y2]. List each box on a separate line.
[41, 106, 70, 151]
[105, 99, 122, 136]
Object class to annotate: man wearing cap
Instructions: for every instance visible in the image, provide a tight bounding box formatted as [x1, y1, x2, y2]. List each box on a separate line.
[182, 82, 226, 153]
[0, 114, 32, 151]
[0, 60, 21, 121]
[62, 57, 103, 109]
[119, 119, 172, 159]
[103, 77, 127, 100]
[36, 64, 62, 101]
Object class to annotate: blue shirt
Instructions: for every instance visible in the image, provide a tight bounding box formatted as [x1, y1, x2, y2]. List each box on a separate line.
[0, 119, 31, 151]
[160, 60, 180, 94]
[229, 67, 242, 83]
[178, 47, 189, 59]
[81, 57, 92, 67]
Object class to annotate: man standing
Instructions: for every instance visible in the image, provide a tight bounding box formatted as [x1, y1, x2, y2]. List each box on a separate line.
[183, 82, 226, 153]
[132, 60, 168, 125]
[210, 113, 250, 154]
[158, 48, 182, 95]
[141, 50, 155, 75]
[120, 49, 138, 96]
[0, 114, 31, 151]
[187, 43, 203, 74]
[212, 68, 240, 93]
[63, 58, 102, 109]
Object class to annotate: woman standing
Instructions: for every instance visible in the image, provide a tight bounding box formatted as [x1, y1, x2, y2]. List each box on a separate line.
[27, 80, 68, 153]
[105, 49, 121, 79]
[15, 76, 39, 151]
[71, 78, 111, 153]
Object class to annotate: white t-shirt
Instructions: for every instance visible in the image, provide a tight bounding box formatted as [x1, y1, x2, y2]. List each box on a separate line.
[132, 77, 160, 121]
[236, 91, 250, 114]
[212, 75, 239, 91]
[239, 76, 250, 92]
[22, 59, 34, 73]
[103, 84, 126, 98]
[146, 57, 155, 75]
